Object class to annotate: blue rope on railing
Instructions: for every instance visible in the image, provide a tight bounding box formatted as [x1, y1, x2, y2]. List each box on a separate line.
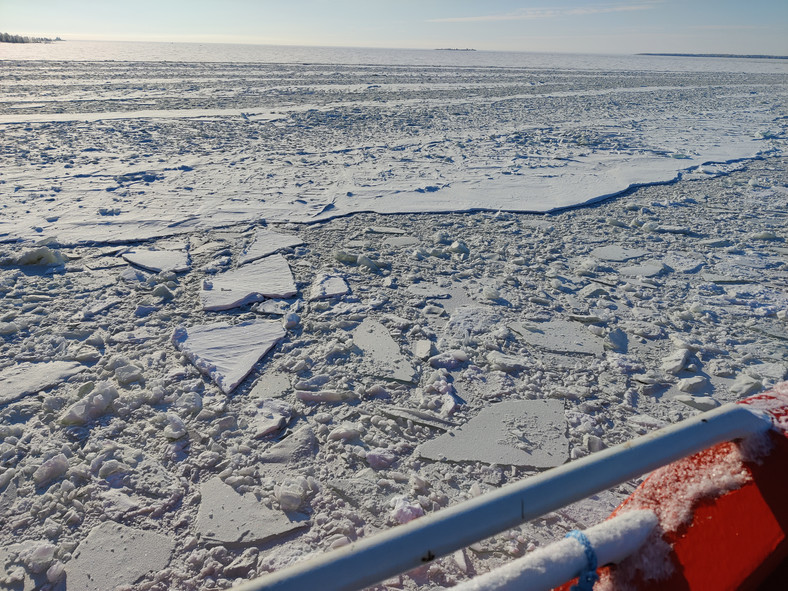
[565, 529, 599, 591]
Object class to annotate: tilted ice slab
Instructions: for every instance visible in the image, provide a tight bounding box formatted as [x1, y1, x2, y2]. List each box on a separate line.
[201, 254, 297, 311]
[240, 228, 304, 264]
[172, 320, 286, 394]
[353, 318, 417, 382]
[65, 522, 174, 591]
[0, 361, 85, 405]
[121, 248, 190, 273]
[195, 477, 308, 546]
[309, 273, 350, 300]
[418, 399, 568, 468]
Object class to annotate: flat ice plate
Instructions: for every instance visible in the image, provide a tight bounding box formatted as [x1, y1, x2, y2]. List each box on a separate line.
[418, 399, 568, 468]
[172, 319, 286, 394]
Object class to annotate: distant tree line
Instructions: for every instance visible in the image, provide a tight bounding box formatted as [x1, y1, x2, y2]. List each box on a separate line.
[0, 32, 61, 43]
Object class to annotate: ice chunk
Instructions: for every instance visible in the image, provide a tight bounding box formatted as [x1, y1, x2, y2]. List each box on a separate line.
[353, 318, 416, 382]
[673, 394, 720, 411]
[240, 228, 303, 264]
[418, 399, 568, 468]
[309, 273, 350, 300]
[65, 522, 174, 591]
[247, 400, 292, 439]
[122, 248, 189, 273]
[661, 349, 690, 375]
[195, 477, 308, 545]
[172, 320, 286, 394]
[32, 454, 69, 487]
[59, 381, 119, 425]
[201, 254, 297, 311]
[590, 245, 647, 262]
[677, 376, 707, 393]
[259, 425, 317, 464]
[414, 340, 436, 360]
[619, 260, 666, 278]
[730, 373, 762, 396]
[0, 361, 85, 405]
[15, 246, 66, 266]
[510, 320, 604, 356]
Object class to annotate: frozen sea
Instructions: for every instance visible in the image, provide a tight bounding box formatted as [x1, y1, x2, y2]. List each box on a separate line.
[0, 41, 787, 590]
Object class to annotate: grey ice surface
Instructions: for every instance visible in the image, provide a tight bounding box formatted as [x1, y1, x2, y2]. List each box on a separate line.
[201, 254, 297, 311]
[65, 522, 174, 591]
[309, 273, 350, 300]
[510, 319, 604, 356]
[418, 399, 568, 468]
[353, 318, 417, 382]
[239, 228, 303, 264]
[619, 260, 666, 278]
[195, 477, 308, 546]
[0, 361, 85, 405]
[172, 319, 286, 394]
[250, 373, 292, 399]
[121, 248, 190, 273]
[590, 245, 647, 262]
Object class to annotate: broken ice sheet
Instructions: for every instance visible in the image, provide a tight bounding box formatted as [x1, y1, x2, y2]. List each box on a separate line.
[195, 477, 308, 545]
[0, 361, 85, 405]
[172, 319, 286, 394]
[240, 227, 303, 264]
[510, 319, 604, 356]
[201, 254, 297, 311]
[590, 245, 647, 262]
[418, 399, 568, 468]
[65, 522, 174, 591]
[353, 318, 416, 383]
[309, 273, 350, 300]
[121, 248, 190, 273]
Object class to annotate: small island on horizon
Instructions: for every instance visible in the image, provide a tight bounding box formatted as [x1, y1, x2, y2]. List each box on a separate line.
[1, 32, 62, 44]
[639, 52, 787, 60]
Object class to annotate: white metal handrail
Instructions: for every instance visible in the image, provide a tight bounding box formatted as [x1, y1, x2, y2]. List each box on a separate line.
[233, 403, 770, 591]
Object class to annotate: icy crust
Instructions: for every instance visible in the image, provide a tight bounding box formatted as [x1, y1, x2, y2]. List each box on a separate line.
[0, 156, 787, 590]
[0, 61, 786, 245]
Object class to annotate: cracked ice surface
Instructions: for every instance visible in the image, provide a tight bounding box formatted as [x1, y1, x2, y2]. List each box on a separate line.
[0, 48, 787, 591]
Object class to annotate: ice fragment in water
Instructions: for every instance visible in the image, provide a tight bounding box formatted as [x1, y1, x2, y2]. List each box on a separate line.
[65, 522, 174, 591]
[195, 477, 307, 545]
[418, 399, 568, 468]
[172, 320, 286, 394]
[59, 381, 119, 425]
[201, 254, 297, 311]
[353, 318, 416, 382]
[0, 361, 85, 405]
[309, 273, 350, 300]
[240, 228, 303, 264]
[121, 248, 190, 273]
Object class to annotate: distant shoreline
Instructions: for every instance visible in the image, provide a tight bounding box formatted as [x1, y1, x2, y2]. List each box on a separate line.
[639, 52, 788, 60]
[435, 48, 476, 52]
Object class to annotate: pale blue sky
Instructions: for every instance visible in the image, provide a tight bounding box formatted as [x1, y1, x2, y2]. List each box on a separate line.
[3, 0, 787, 54]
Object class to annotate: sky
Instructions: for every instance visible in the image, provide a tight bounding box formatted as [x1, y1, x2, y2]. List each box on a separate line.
[2, 0, 787, 55]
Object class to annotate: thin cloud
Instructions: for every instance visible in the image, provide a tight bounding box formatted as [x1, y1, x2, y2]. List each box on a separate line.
[429, 1, 660, 24]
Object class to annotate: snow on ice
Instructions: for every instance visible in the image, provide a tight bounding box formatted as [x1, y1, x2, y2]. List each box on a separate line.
[0, 49, 786, 591]
[172, 320, 286, 394]
[201, 254, 297, 311]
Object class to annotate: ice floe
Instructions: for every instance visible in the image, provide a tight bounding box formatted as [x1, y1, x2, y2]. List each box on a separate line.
[201, 254, 297, 311]
[240, 228, 303, 264]
[195, 477, 308, 545]
[172, 320, 286, 394]
[418, 400, 568, 468]
[121, 248, 190, 273]
[0, 361, 85, 406]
